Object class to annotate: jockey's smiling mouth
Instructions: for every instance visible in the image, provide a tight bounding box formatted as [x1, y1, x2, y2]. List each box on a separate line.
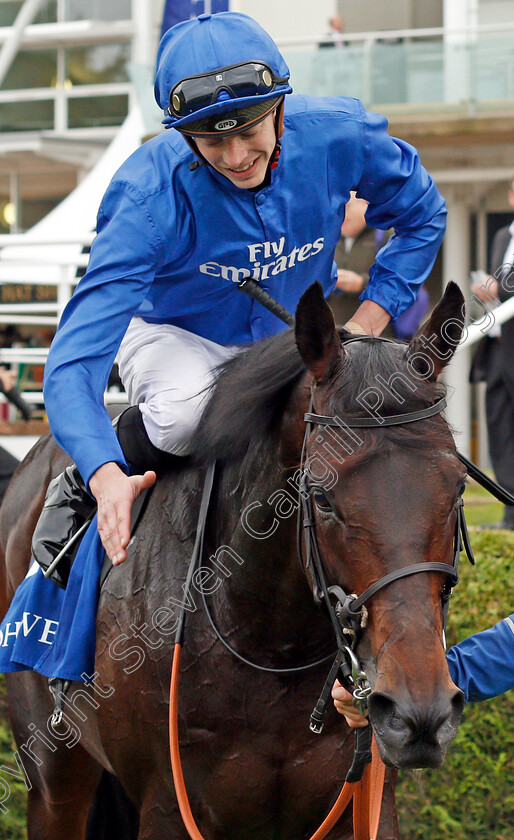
[195, 114, 277, 189]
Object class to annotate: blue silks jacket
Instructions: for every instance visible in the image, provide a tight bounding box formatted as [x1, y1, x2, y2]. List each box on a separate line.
[447, 614, 514, 702]
[43, 94, 446, 487]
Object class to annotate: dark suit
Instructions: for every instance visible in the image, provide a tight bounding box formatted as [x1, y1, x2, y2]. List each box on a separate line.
[0, 445, 18, 506]
[472, 224, 514, 524]
[328, 227, 378, 326]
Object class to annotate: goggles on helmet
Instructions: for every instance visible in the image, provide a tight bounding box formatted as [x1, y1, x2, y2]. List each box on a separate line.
[168, 61, 288, 119]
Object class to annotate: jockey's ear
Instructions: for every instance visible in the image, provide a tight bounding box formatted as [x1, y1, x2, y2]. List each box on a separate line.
[295, 282, 341, 383]
[406, 281, 465, 380]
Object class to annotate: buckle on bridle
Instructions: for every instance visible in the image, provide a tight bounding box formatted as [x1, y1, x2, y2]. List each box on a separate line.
[327, 585, 368, 637]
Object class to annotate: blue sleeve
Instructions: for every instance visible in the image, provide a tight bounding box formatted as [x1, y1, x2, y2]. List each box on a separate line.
[43, 179, 165, 487]
[446, 615, 514, 702]
[355, 105, 446, 320]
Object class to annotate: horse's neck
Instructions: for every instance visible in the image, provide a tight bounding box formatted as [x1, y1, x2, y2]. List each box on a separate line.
[209, 414, 333, 666]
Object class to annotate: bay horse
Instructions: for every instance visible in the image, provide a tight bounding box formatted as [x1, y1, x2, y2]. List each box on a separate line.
[0, 281, 467, 839]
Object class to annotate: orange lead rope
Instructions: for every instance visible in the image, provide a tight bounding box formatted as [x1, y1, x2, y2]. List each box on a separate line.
[170, 642, 386, 840]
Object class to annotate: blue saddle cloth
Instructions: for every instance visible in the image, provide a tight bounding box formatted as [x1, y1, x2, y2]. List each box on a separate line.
[0, 516, 103, 681]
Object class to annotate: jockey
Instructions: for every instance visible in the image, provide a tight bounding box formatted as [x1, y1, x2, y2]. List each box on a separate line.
[34, 11, 447, 584]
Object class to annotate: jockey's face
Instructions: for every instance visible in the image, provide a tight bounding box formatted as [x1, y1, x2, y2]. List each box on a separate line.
[194, 114, 276, 189]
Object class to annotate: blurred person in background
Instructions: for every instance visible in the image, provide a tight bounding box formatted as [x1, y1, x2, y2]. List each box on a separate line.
[0, 366, 20, 505]
[320, 14, 346, 48]
[471, 176, 514, 529]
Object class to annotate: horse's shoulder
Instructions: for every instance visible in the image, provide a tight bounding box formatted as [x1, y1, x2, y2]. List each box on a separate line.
[145, 462, 206, 542]
[99, 461, 206, 601]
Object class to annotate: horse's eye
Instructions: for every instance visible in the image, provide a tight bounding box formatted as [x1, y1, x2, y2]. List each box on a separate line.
[313, 490, 332, 513]
[455, 480, 467, 502]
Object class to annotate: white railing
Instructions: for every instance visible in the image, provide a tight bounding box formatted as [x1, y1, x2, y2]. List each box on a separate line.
[457, 295, 514, 352]
[274, 21, 514, 116]
[0, 233, 93, 324]
[0, 19, 135, 49]
[0, 13, 136, 135]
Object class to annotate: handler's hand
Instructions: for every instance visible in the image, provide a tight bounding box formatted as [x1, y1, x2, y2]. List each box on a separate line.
[89, 461, 156, 566]
[332, 680, 369, 728]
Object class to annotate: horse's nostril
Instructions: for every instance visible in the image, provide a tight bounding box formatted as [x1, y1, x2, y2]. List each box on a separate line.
[451, 688, 465, 719]
[368, 692, 405, 732]
[369, 687, 464, 742]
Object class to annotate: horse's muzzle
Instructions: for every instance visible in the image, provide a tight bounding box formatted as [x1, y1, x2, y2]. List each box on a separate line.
[367, 687, 465, 768]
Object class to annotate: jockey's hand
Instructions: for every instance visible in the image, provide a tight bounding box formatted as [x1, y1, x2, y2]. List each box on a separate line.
[89, 461, 156, 566]
[344, 299, 390, 336]
[332, 680, 369, 728]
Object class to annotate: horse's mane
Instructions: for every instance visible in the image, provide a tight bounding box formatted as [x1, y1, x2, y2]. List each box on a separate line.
[194, 329, 305, 463]
[194, 329, 449, 465]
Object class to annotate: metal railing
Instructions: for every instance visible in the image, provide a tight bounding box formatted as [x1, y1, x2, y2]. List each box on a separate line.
[276, 22, 514, 115]
[0, 232, 132, 414]
[0, 13, 135, 134]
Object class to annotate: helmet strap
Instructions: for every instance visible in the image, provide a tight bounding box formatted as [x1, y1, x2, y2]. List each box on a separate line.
[275, 98, 285, 139]
[268, 98, 285, 172]
[184, 135, 208, 169]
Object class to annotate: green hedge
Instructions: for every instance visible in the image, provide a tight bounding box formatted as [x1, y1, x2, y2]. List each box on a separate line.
[396, 528, 514, 839]
[0, 528, 512, 839]
[0, 687, 27, 840]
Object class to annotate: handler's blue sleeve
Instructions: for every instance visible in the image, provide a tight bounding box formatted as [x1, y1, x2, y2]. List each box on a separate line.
[446, 615, 514, 702]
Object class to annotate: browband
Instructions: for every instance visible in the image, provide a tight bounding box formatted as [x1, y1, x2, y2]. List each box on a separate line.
[304, 396, 447, 429]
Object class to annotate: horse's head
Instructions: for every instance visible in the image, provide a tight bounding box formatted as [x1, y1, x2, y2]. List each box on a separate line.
[295, 282, 467, 769]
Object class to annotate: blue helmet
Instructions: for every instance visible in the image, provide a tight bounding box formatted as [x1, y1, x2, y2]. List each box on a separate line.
[154, 12, 292, 133]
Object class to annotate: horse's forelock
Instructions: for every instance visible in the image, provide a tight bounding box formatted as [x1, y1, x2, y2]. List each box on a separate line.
[325, 338, 450, 453]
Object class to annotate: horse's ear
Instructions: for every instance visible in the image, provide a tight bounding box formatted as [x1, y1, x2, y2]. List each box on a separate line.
[295, 282, 341, 382]
[407, 281, 465, 380]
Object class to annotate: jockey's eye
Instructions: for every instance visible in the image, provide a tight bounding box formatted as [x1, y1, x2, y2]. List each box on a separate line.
[313, 490, 333, 513]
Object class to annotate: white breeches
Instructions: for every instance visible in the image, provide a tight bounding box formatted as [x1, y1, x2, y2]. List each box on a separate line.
[117, 318, 239, 456]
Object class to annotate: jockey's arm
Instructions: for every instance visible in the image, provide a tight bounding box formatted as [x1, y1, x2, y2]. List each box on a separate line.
[350, 104, 447, 330]
[89, 461, 156, 565]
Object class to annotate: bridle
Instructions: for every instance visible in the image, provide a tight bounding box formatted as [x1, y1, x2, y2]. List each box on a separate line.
[168, 334, 476, 840]
[168, 295, 514, 840]
[297, 336, 474, 745]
